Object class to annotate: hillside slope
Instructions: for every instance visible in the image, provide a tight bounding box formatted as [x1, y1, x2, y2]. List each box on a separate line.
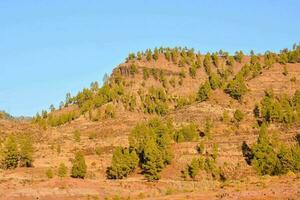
[1, 46, 300, 200]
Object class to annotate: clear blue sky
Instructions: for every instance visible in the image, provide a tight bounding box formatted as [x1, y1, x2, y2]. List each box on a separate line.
[0, 1, 299, 116]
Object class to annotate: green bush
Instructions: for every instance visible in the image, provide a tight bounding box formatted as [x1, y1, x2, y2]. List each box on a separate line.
[1, 136, 18, 169]
[19, 135, 34, 167]
[153, 48, 159, 60]
[174, 123, 198, 142]
[58, 163, 68, 178]
[105, 104, 115, 118]
[221, 110, 230, 122]
[143, 68, 150, 80]
[141, 87, 169, 116]
[128, 118, 173, 181]
[141, 140, 164, 181]
[225, 75, 247, 100]
[234, 109, 244, 122]
[107, 147, 139, 179]
[73, 130, 81, 142]
[203, 53, 212, 74]
[189, 66, 197, 78]
[250, 123, 300, 175]
[258, 90, 297, 124]
[234, 51, 244, 63]
[183, 154, 222, 180]
[71, 152, 87, 179]
[95, 146, 102, 156]
[196, 141, 205, 154]
[197, 81, 211, 102]
[46, 168, 54, 179]
[209, 72, 221, 90]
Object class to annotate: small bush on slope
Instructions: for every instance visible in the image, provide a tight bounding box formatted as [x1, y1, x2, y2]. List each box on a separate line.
[234, 109, 244, 122]
[225, 75, 247, 100]
[58, 163, 68, 178]
[71, 152, 87, 179]
[106, 147, 139, 179]
[19, 135, 34, 167]
[197, 81, 211, 102]
[0, 136, 19, 169]
[174, 123, 199, 143]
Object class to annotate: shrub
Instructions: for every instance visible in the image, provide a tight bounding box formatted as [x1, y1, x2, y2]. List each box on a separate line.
[188, 158, 201, 179]
[142, 87, 169, 116]
[146, 49, 152, 61]
[126, 53, 135, 61]
[153, 48, 159, 60]
[58, 163, 68, 178]
[105, 104, 115, 118]
[169, 77, 176, 88]
[234, 51, 244, 63]
[19, 135, 34, 167]
[222, 110, 230, 122]
[73, 130, 81, 143]
[141, 140, 164, 181]
[129, 64, 138, 76]
[106, 147, 139, 179]
[71, 152, 87, 179]
[175, 97, 192, 109]
[234, 109, 244, 122]
[226, 56, 235, 66]
[196, 141, 205, 154]
[174, 123, 198, 142]
[283, 65, 288, 76]
[46, 168, 54, 179]
[197, 81, 211, 102]
[209, 72, 221, 90]
[143, 68, 150, 80]
[249, 123, 300, 175]
[211, 53, 219, 67]
[203, 118, 213, 139]
[1, 136, 19, 169]
[88, 132, 97, 140]
[258, 90, 297, 124]
[183, 155, 223, 180]
[225, 75, 247, 100]
[189, 66, 197, 78]
[128, 119, 173, 181]
[95, 146, 102, 156]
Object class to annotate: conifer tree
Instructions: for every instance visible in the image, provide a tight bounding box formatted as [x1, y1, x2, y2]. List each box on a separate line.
[1, 136, 18, 169]
[71, 152, 87, 179]
[197, 81, 211, 102]
[107, 147, 139, 179]
[19, 135, 34, 167]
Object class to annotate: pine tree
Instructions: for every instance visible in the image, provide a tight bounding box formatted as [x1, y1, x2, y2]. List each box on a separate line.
[153, 48, 159, 60]
[208, 72, 221, 90]
[58, 163, 68, 178]
[197, 81, 211, 102]
[71, 152, 87, 179]
[1, 136, 19, 169]
[142, 140, 164, 181]
[234, 109, 244, 122]
[225, 75, 247, 100]
[106, 147, 138, 179]
[19, 135, 34, 167]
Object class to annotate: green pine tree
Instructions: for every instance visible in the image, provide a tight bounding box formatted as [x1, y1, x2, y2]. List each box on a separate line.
[71, 152, 87, 179]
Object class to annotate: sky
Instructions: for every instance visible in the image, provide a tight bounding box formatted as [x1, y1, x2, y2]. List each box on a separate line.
[0, 1, 299, 117]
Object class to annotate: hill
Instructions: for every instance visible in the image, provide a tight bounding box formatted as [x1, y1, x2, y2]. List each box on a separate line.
[0, 45, 300, 200]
